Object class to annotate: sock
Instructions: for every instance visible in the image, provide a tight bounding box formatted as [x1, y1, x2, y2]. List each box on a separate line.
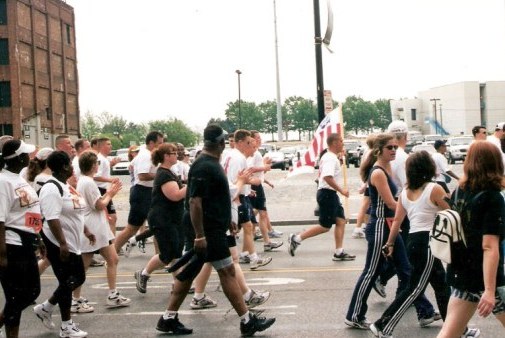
[240, 311, 251, 324]
[109, 289, 117, 296]
[163, 310, 177, 320]
[335, 248, 343, 255]
[129, 236, 137, 245]
[240, 251, 249, 258]
[294, 234, 302, 243]
[61, 319, 73, 328]
[243, 289, 252, 301]
[249, 252, 258, 261]
[43, 300, 55, 312]
[141, 268, 150, 277]
[194, 292, 205, 300]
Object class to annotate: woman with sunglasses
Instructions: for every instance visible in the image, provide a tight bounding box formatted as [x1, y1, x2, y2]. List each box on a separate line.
[370, 151, 451, 337]
[346, 133, 414, 329]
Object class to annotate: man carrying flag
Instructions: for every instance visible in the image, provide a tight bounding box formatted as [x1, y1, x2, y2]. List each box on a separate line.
[288, 132, 355, 261]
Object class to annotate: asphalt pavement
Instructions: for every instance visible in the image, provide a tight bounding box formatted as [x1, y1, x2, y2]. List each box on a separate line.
[7, 163, 504, 337]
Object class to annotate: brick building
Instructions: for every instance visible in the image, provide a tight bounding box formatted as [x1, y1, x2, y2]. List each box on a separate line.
[0, 0, 78, 147]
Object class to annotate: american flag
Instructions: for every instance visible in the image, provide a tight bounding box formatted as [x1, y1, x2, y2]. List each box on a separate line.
[287, 105, 342, 177]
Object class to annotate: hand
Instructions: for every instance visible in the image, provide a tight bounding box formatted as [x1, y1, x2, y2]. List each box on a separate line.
[86, 233, 96, 246]
[193, 238, 207, 256]
[107, 181, 122, 197]
[477, 289, 495, 317]
[59, 243, 70, 262]
[229, 222, 239, 236]
[341, 188, 350, 198]
[381, 244, 394, 258]
[266, 181, 274, 188]
[38, 241, 47, 260]
[110, 157, 121, 166]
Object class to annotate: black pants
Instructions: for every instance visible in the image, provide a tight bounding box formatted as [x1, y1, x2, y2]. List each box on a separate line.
[0, 244, 40, 326]
[374, 231, 450, 335]
[42, 232, 86, 311]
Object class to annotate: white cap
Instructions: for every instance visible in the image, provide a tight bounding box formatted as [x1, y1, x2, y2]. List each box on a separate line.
[35, 147, 54, 161]
[387, 120, 408, 134]
[495, 122, 505, 131]
[2, 140, 36, 159]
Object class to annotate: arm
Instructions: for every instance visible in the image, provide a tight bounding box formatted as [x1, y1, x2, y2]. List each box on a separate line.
[383, 195, 407, 256]
[430, 184, 451, 209]
[46, 218, 70, 261]
[189, 196, 207, 254]
[95, 181, 122, 210]
[477, 234, 500, 317]
[370, 170, 397, 210]
[138, 172, 156, 182]
[323, 175, 349, 197]
[446, 170, 459, 180]
[161, 181, 187, 202]
[0, 222, 6, 270]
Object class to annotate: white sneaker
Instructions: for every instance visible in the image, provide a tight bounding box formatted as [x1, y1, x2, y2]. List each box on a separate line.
[124, 237, 136, 258]
[244, 289, 270, 308]
[70, 298, 94, 313]
[33, 303, 55, 329]
[106, 292, 132, 308]
[60, 320, 88, 338]
[352, 227, 365, 238]
[250, 256, 272, 270]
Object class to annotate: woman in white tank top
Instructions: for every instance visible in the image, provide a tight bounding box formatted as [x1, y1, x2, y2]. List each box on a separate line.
[370, 151, 452, 337]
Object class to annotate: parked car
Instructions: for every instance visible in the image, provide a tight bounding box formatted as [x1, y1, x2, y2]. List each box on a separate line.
[111, 148, 130, 175]
[265, 151, 289, 170]
[411, 143, 436, 154]
[423, 134, 444, 145]
[279, 146, 306, 166]
[343, 140, 363, 168]
[445, 136, 472, 164]
[405, 131, 424, 153]
[258, 144, 276, 156]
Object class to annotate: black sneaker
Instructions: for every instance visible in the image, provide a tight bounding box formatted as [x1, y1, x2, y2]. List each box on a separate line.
[156, 314, 193, 334]
[240, 313, 276, 337]
[332, 251, 356, 261]
[134, 270, 149, 293]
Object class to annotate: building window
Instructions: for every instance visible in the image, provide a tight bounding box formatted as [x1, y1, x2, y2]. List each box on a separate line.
[0, 81, 11, 107]
[0, 124, 13, 136]
[66, 24, 72, 45]
[0, 39, 9, 65]
[411, 108, 417, 121]
[0, 0, 6, 25]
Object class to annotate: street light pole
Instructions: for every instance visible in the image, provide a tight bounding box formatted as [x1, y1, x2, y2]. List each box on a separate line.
[235, 70, 242, 129]
[313, 0, 325, 123]
[430, 98, 440, 134]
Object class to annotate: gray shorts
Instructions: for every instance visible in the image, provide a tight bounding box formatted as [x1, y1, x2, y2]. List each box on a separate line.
[451, 287, 505, 314]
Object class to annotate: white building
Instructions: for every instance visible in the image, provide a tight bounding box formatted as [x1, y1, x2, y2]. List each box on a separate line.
[390, 81, 505, 136]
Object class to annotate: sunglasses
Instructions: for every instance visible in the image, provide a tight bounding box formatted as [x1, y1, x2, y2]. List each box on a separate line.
[385, 145, 398, 150]
[167, 152, 177, 155]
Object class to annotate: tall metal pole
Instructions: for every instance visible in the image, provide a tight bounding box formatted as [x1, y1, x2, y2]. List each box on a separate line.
[236, 70, 242, 129]
[313, 0, 325, 123]
[430, 98, 440, 134]
[273, 0, 283, 141]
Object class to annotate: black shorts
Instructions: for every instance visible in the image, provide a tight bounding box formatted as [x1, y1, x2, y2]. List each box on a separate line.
[250, 184, 267, 211]
[317, 188, 345, 228]
[98, 187, 116, 214]
[205, 231, 232, 262]
[128, 185, 152, 227]
[151, 225, 184, 264]
[238, 195, 253, 224]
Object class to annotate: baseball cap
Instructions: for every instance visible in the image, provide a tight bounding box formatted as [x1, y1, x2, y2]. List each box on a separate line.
[387, 120, 408, 134]
[434, 140, 446, 149]
[495, 122, 505, 131]
[35, 147, 54, 161]
[1, 140, 36, 159]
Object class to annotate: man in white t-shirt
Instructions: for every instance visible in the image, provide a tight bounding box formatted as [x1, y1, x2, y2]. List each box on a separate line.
[471, 125, 487, 142]
[487, 122, 505, 173]
[114, 131, 164, 254]
[71, 139, 91, 180]
[223, 129, 272, 270]
[288, 133, 355, 261]
[94, 137, 120, 234]
[432, 140, 459, 195]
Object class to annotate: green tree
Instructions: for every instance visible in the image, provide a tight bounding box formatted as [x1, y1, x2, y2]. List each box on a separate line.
[373, 99, 392, 131]
[284, 96, 317, 140]
[148, 118, 199, 147]
[342, 96, 376, 135]
[257, 100, 279, 141]
[80, 111, 101, 140]
[225, 100, 263, 131]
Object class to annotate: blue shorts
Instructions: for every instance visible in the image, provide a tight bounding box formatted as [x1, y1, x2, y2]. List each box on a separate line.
[238, 195, 253, 225]
[317, 189, 345, 228]
[250, 184, 267, 211]
[128, 185, 152, 227]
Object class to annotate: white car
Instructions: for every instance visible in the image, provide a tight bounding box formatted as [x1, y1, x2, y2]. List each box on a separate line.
[265, 151, 289, 170]
[111, 148, 130, 175]
[411, 143, 436, 154]
[446, 136, 472, 164]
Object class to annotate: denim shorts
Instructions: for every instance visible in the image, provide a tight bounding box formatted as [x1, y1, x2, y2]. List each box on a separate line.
[451, 287, 505, 314]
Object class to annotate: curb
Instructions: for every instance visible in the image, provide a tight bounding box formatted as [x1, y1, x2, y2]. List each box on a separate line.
[270, 218, 357, 226]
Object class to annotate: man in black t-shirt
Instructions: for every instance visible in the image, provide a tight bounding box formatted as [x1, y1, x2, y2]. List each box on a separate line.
[154, 125, 275, 336]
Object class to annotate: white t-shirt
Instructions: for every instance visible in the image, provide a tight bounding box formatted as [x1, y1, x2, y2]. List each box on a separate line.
[317, 151, 341, 191]
[391, 147, 408, 196]
[487, 135, 505, 173]
[94, 153, 111, 189]
[432, 152, 449, 182]
[0, 170, 41, 246]
[72, 155, 81, 180]
[133, 146, 157, 187]
[400, 182, 438, 233]
[247, 150, 265, 183]
[33, 172, 53, 193]
[40, 178, 86, 254]
[223, 148, 250, 195]
[77, 175, 114, 252]
[179, 161, 190, 182]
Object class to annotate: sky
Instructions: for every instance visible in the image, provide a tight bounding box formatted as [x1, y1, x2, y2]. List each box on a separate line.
[66, 0, 505, 131]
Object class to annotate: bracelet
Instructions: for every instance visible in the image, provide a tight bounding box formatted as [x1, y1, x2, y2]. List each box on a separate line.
[194, 237, 206, 242]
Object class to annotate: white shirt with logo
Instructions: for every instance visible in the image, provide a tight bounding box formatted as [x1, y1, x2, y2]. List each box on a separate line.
[0, 170, 41, 246]
[40, 178, 86, 254]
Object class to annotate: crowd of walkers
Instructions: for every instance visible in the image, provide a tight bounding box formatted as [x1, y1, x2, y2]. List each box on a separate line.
[0, 120, 504, 337]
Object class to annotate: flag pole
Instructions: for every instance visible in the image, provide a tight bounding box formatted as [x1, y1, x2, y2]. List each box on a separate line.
[337, 103, 349, 221]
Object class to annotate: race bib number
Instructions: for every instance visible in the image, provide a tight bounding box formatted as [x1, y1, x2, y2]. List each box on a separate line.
[25, 212, 42, 232]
